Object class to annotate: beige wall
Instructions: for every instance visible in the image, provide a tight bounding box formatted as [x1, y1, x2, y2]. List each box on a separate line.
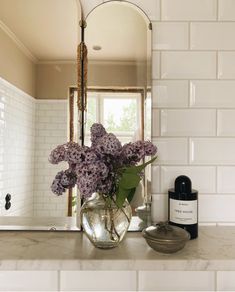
[0, 27, 36, 96]
[36, 63, 76, 99]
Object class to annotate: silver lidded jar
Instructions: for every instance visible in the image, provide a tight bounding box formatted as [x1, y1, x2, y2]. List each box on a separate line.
[142, 221, 190, 253]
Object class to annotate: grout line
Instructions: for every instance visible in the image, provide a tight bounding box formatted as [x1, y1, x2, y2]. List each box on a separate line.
[136, 270, 139, 292]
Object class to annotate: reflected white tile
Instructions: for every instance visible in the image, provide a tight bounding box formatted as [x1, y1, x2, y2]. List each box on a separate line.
[139, 271, 215, 291]
[161, 52, 216, 79]
[152, 22, 189, 50]
[190, 138, 235, 165]
[217, 271, 235, 291]
[190, 81, 235, 108]
[161, 109, 216, 136]
[218, 167, 235, 193]
[161, 166, 216, 193]
[152, 80, 188, 108]
[191, 23, 235, 50]
[153, 138, 188, 165]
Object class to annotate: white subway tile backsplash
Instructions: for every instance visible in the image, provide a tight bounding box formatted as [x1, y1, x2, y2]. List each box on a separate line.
[190, 81, 235, 108]
[218, 110, 235, 136]
[218, 52, 235, 79]
[152, 80, 189, 108]
[199, 195, 235, 223]
[152, 22, 189, 50]
[153, 138, 188, 165]
[190, 138, 235, 165]
[151, 194, 168, 222]
[151, 166, 160, 193]
[0, 271, 58, 291]
[161, 109, 216, 136]
[152, 51, 160, 79]
[152, 109, 160, 137]
[60, 271, 137, 291]
[139, 271, 215, 291]
[217, 271, 235, 291]
[219, 0, 235, 20]
[161, 52, 216, 79]
[218, 167, 235, 193]
[161, 0, 217, 21]
[191, 23, 235, 50]
[161, 166, 216, 193]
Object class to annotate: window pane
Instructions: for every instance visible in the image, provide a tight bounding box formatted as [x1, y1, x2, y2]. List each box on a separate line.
[103, 98, 138, 135]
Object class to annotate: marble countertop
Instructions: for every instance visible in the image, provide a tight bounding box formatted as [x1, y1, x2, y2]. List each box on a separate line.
[0, 226, 234, 271]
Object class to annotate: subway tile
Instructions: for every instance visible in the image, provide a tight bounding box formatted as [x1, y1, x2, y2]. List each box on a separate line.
[153, 138, 188, 165]
[152, 80, 188, 108]
[218, 52, 235, 79]
[60, 271, 137, 291]
[161, 109, 216, 136]
[190, 81, 235, 108]
[139, 271, 215, 291]
[219, 0, 235, 20]
[161, 166, 216, 193]
[152, 51, 160, 79]
[191, 23, 235, 50]
[217, 167, 235, 193]
[152, 22, 189, 50]
[162, 0, 217, 20]
[152, 109, 160, 137]
[151, 194, 168, 222]
[151, 165, 160, 193]
[190, 138, 235, 165]
[0, 271, 58, 291]
[217, 271, 235, 291]
[161, 52, 216, 79]
[199, 195, 235, 223]
[218, 110, 235, 136]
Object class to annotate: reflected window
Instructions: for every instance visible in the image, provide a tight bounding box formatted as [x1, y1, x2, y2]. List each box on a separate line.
[85, 89, 144, 145]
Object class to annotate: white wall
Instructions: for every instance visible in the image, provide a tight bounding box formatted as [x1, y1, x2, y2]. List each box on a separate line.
[0, 77, 35, 216]
[81, 0, 235, 225]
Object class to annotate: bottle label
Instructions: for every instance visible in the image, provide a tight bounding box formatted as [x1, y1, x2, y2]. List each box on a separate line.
[169, 199, 197, 225]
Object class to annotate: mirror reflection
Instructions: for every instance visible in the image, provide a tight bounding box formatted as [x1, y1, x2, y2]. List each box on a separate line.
[83, 2, 152, 228]
[0, 0, 80, 229]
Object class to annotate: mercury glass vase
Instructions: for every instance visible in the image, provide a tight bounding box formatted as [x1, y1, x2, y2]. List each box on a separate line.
[81, 192, 132, 249]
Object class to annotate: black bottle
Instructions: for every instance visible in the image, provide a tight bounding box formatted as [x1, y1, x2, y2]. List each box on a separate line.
[168, 175, 198, 239]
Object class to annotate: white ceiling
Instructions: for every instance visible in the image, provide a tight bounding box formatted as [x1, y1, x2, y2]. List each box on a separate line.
[0, 0, 80, 62]
[86, 2, 149, 62]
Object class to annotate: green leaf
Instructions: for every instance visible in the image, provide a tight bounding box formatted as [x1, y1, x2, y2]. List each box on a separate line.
[119, 173, 141, 189]
[127, 188, 136, 203]
[123, 156, 157, 174]
[116, 187, 131, 208]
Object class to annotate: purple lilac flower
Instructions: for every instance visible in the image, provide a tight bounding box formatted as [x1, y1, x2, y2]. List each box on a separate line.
[60, 169, 77, 188]
[49, 144, 66, 164]
[95, 133, 122, 156]
[51, 178, 65, 196]
[90, 123, 107, 145]
[144, 141, 157, 156]
[121, 141, 145, 165]
[77, 176, 97, 198]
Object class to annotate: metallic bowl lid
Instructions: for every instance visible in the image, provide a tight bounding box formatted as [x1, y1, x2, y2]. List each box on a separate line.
[142, 221, 190, 243]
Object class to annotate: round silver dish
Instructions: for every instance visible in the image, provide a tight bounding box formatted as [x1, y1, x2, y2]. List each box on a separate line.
[142, 222, 190, 254]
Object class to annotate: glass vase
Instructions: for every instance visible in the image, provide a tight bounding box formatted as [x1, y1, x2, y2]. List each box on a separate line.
[81, 192, 132, 249]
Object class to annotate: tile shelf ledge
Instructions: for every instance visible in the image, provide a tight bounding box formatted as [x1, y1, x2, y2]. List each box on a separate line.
[0, 226, 234, 271]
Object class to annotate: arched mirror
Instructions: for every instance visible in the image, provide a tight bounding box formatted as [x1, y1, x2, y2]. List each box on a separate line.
[0, 0, 81, 230]
[76, 1, 152, 230]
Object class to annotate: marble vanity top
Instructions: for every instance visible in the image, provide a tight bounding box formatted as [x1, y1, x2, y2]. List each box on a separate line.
[0, 226, 234, 271]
